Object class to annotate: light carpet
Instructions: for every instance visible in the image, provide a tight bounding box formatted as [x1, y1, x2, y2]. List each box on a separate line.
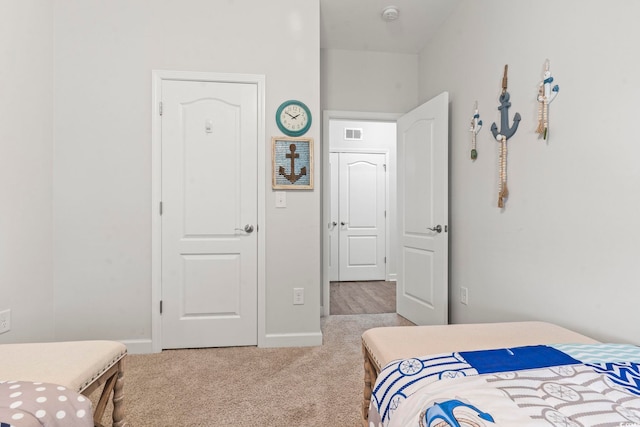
[94, 313, 413, 426]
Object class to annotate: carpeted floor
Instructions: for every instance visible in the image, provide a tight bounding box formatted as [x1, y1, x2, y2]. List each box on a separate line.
[94, 313, 413, 426]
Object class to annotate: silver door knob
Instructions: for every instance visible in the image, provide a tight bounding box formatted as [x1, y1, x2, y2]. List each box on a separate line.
[244, 224, 254, 233]
[427, 225, 442, 233]
[341, 221, 347, 226]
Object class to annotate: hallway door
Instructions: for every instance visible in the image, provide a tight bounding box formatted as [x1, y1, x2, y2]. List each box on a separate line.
[336, 152, 386, 281]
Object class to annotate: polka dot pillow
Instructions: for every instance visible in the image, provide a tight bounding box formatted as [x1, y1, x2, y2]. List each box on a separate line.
[0, 380, 92, 427]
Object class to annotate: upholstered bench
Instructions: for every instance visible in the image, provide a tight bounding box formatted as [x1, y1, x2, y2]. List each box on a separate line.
[360, 321, 597, 427]
[0, 340, 127, 427]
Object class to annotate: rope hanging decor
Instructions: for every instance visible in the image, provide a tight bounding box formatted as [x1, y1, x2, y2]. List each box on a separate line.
[536, 59, 559, 140]
[490, 65, 521, 208]
[469, 101, 482, 160]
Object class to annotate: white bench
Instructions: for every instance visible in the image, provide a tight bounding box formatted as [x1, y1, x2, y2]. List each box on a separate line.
[0, 340, 127, 427]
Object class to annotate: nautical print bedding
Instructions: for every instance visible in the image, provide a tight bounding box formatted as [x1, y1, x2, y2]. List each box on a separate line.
[0, 381, 92, 427]
[368, 343, 640, 427]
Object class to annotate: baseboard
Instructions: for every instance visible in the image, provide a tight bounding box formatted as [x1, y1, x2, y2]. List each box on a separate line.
[123, 334, 323, 353]
[387, 273, 397, 282]
[262, 331, 323, 348]
[120, 338, 154, 354]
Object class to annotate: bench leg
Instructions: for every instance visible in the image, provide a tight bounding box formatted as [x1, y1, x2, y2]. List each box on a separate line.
[112, 359, 126, 427]
[362, 343, 377, 427]
[89, 357, 126, 427]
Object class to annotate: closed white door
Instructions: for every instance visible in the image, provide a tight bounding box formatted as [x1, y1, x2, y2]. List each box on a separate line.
[328, 152, 339, 282]
[338, 152, 386, 281]
[161, 79, 258, 349]
[397, 92, 449, 325]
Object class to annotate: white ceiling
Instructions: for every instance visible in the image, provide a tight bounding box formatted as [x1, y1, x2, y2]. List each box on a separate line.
[320, 0, 461, 54]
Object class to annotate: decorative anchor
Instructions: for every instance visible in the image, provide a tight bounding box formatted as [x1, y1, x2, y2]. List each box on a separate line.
[491, 65, 521, 208]
[469, 101, 482, 160]
[536, 59, 559, 140]
[278, 143, 307, 184]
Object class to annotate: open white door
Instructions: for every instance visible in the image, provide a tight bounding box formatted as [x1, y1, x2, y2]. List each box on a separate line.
[396, 92, 449, 325]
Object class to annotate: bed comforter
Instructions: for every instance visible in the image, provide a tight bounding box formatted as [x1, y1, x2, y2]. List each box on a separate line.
[369, 343, 640, 427]
[0, 381, 92, 427]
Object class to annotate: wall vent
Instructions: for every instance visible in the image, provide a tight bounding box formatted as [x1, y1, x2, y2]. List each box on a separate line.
[344, 128, 363, 141]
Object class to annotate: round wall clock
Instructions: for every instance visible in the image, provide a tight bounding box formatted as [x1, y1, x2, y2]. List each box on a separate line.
[276, 100, 312, 137]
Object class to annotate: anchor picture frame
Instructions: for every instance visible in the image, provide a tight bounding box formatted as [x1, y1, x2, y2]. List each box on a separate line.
[271, 136, 314, 190]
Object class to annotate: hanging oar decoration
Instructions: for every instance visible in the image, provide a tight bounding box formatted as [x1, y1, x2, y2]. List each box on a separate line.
[490, 65, 521, 208]
[469, 101, 482, 160]
[536, 59, 559, 140]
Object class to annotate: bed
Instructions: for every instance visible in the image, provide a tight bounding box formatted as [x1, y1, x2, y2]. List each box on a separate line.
[362, 321, 640, 427]
[0, 340, 127, 427]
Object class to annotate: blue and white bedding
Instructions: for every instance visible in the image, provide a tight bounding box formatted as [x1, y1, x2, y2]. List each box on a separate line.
[368, 343, 640, 427]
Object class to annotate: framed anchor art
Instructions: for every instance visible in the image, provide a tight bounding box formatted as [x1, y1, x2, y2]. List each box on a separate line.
[271, 136, 314, 190]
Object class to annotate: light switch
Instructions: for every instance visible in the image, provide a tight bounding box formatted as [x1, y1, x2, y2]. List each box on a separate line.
[275, 191, 286, 208]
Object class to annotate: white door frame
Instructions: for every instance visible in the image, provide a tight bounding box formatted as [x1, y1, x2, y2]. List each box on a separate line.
[321, 110, 401, 317]
[151, 70, 266, 352]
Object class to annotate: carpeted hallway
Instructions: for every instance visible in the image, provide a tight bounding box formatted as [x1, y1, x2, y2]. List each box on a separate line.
[94, 313, 413, 426]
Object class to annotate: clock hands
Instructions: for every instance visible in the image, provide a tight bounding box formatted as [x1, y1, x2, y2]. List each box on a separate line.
[285, 112, 302, 120]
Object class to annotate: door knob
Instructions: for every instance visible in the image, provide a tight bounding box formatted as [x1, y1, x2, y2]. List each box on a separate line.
[244, 224, 254, 233]
[340, 221, 347, 226]
[328, 221, 337, 229]
[427, 225, 442, 233]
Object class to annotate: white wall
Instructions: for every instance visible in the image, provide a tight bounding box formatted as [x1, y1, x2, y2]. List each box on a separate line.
[419, 0, 640, 344]
[321, 49, 418, 113]
[0, 1, 54, 344]
[50, 0, 321, 350]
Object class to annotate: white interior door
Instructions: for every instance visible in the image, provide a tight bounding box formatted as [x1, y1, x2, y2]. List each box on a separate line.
[338, 152, 386, 281]
[396, 92, 449, 325]
[161, 78, 258, 349]
[329, 152, 339, 282]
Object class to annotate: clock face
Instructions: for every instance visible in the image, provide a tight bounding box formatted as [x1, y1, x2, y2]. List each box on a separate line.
[276, 100, 311, 137]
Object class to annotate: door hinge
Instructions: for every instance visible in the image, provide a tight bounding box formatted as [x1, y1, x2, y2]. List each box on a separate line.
[159, 201, 163, 215]
[384, 256, 387, 263]
[383, 164, 387, 172]
[160, 300, 163, 314]
[159, 102, 163, 116]
[384, 210, 386, 218]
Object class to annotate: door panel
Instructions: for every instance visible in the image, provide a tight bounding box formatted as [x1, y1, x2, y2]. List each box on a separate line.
[182, 254, 240, 314]
[329, 152, 339, 282]
[397, 92, 449, 325]
[161, 79, 258, 349]
[403, 247, 434, 306]
[338, 152, 386, 281]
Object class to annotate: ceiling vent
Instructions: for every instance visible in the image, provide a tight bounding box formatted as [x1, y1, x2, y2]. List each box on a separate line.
[344, 128, 363, 141]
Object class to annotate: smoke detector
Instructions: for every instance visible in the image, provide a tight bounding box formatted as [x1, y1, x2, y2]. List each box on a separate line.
[381, 6, 399, 22]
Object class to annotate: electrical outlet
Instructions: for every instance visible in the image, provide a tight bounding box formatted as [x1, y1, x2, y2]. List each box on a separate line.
[293, 288, 304, 305]
[460, 287, 469, 305]
[0, 309, 11, 334]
